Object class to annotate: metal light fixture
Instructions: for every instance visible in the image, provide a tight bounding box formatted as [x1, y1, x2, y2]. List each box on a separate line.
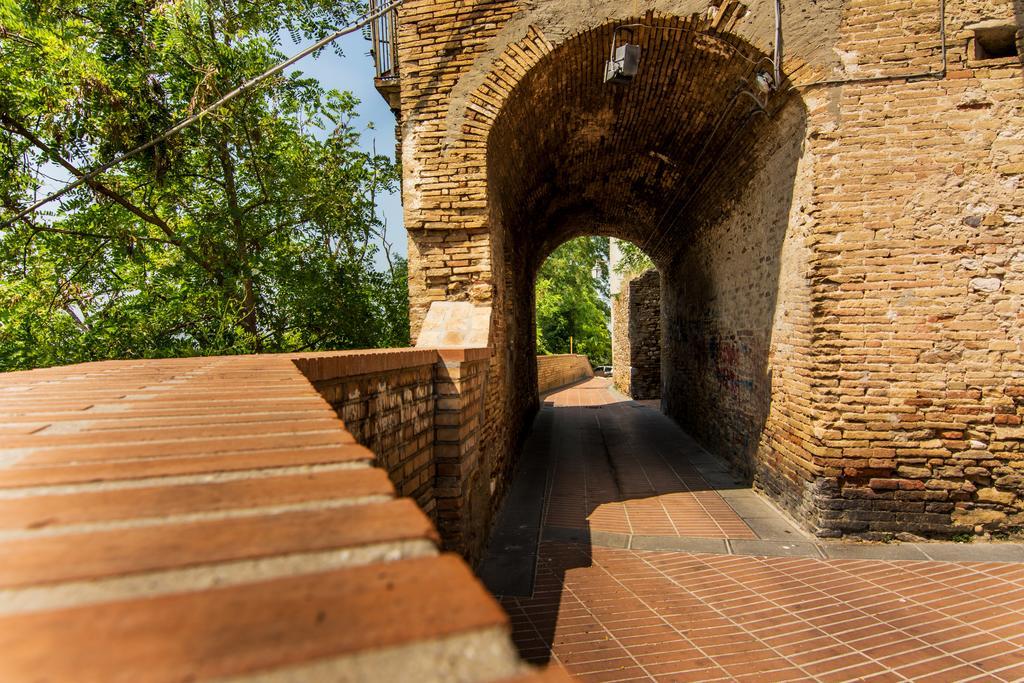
[755, 70, 776, 95]
[604, 42, 641, 84]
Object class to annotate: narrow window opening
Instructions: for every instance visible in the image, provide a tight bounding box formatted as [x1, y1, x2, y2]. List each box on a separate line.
[972, 25, 1019, 61]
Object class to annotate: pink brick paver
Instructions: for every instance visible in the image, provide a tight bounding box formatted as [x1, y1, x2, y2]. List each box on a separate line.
[506, 379, 1024, 682]
[503, 543, 1024, 682]
[543, 379, 756, 540]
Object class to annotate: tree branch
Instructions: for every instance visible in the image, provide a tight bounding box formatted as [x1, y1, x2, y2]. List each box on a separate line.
[36, 223, 176, 244]
[0, 112, 217, 275]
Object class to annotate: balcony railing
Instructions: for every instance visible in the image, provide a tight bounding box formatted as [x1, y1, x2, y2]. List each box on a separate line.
[369, 0, 400, 80]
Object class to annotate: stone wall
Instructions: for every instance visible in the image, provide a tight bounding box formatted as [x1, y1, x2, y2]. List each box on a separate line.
[611, 291, 630, 398]
[537, 354, 594, 395]
[612, 269, 661, 400]
[663, 95, 819, 526]
[804, 3, 1024, 540]
[393, 0, 1024, 539]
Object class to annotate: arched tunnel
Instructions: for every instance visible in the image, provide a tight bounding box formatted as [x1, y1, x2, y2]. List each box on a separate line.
[485, 15, 817, 518]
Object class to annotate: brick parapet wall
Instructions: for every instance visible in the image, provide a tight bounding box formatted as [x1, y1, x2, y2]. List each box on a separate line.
[434, 349, 493, 562]
[292, 348, 493, 559]
[0, 351, 567, 681]
[307, 358, 437, 516]
[537, 355, 594, 395]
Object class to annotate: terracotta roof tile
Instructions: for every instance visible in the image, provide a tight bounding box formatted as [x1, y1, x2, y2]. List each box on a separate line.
[0, 499, 437, 589]
[498, 667, 576, 683]
[0, 444, 375, 489]
[0, 467, 395, 531]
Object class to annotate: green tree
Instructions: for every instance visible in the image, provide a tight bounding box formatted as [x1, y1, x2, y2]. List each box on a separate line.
[0, 0, 408, 371]
[614, 239, 654, 278]
[535, 236, 611, 366]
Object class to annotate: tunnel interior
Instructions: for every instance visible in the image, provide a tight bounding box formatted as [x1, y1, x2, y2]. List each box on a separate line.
[486, 14, 820, 518]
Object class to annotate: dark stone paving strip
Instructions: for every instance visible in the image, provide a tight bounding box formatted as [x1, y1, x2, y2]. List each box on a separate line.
[544, 524, 1024, 562]
[477, 408, 554, 596]
[629, 534, 728, 554]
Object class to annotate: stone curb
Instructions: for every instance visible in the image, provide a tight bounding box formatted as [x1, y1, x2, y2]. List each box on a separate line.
[542, 526, 1024, 563]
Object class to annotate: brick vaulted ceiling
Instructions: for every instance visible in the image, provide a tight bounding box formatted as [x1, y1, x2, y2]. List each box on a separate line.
[487, 15, 792, 270]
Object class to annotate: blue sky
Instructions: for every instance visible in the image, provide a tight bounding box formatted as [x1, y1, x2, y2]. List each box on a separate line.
[282, 30, 407, 266]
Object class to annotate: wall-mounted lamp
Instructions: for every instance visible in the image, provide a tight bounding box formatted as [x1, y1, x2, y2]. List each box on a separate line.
[604, 43, 641, 84]
[755, 70, 776, 95]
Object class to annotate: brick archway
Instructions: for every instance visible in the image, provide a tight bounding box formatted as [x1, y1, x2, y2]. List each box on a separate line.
[400, 0, 1024, 542]
[475, 14, 820, 529]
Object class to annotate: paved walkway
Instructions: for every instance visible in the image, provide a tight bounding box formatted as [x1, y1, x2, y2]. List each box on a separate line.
[481, 378, 1024, 682]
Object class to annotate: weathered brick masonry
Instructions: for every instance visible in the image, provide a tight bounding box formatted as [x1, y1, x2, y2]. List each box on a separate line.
[433, 348, 493, 560]
[537, 354, 595, 395]
[302, 348, 492, 558]
[612, 269, 662, 401]
[309, 350, 438, 514]
[0, 352, 567, 680]
[393, 0, 1024, 538]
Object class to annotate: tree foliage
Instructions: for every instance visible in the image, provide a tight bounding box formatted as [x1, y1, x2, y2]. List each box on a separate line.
[0, 0, 408, 371]
[613, 239, 654, 278]
[535, 236, 611, 366]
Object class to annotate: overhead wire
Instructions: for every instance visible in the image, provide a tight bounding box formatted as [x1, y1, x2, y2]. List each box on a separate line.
[612, 15, 780, 263]
[641, 84, 767, 263]
[648, 104, 772, 264]
[638, 61, 770, 262]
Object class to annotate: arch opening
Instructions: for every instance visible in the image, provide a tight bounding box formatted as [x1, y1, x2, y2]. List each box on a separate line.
[485, 15, 818, 522]
[534, 235, 615, 369]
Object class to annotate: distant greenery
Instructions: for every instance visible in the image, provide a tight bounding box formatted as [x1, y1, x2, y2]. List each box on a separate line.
[0, 0, 408, 371]
[536, 236, 611, 366]
[614, 239, 654, 278]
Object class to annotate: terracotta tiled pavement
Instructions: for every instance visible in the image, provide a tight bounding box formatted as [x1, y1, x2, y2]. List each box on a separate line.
[503, 543, 1024, 682]
[543, 379, 756, 540]
[497, 379, 1024, 682]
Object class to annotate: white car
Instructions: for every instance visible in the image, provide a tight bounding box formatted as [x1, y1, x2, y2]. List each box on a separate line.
[595, 365, 613, 377]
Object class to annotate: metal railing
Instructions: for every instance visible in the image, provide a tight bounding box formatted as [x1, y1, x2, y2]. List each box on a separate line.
[369, 0, 400, 79]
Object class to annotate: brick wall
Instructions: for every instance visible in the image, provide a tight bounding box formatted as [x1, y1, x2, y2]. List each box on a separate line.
[394, 0, 1024, 539]
[307, 352, 437, 516]
[803, 0, 1024, 539]
[395, 1, 833, 538]
[0, 352, 566, 681]
[612, 270, 661, 400]
[293, 349, 493, 561]
[662, 94, 819, 525]
[433, 349, 493, 561]
[537, 355, 594, 395]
